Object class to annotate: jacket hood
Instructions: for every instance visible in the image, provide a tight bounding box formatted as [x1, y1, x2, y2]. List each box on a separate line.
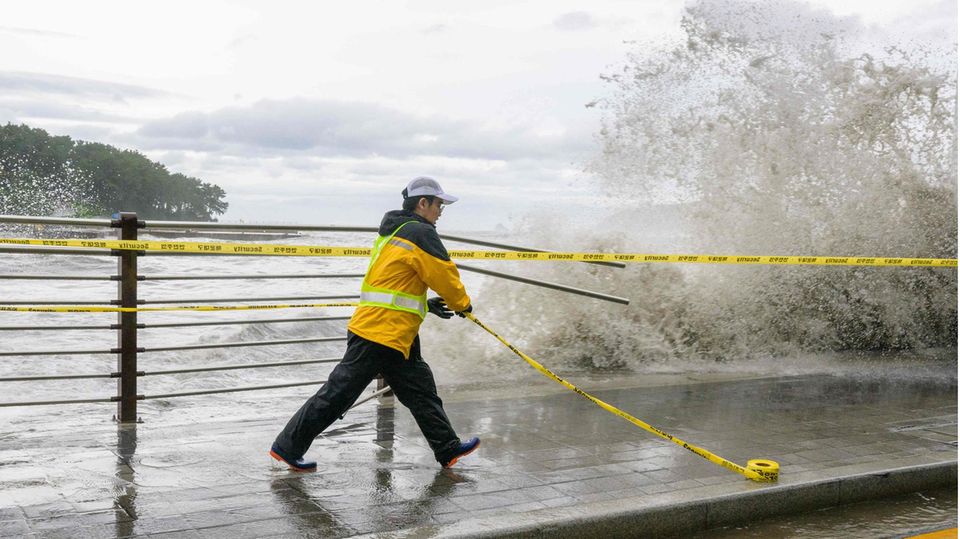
[379, 210, 431, 236]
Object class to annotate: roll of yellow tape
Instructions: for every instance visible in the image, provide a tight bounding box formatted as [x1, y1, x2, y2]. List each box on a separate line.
[747, 459, 780, 482]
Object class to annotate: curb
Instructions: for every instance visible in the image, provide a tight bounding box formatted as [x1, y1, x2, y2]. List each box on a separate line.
[363, 460, 957, 538]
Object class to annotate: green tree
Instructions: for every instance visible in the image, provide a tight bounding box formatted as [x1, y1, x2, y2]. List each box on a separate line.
[0, 124, 84, 216]
[0, 123, 228, 220]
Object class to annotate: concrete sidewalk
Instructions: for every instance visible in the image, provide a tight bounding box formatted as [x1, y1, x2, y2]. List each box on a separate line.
[0, 372, 956, 538]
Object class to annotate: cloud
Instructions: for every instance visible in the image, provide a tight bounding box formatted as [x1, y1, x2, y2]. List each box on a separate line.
[421, 23, 448, 34]
[135, 98, 594, 162]
[227, 33, 259, 49]
[0, 26, 81, 39]
[0, 71, 169, 101]
[0, 98, 139, 124]
[145, 148, 594, 227]
[553, 11, 597, 31]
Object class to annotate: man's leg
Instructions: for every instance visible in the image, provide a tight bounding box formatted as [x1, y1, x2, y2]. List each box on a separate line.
[380, 337, 461, 464]
[273, 333, 381, 459]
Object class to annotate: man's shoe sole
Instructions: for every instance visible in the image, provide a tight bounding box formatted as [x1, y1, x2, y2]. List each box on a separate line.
[443, 441, 480, 469]
[269, 449, 316, 472]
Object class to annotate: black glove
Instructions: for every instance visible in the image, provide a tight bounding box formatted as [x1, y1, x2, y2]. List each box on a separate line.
[427, 297, 453, 319]
[455, 303, 473, 318]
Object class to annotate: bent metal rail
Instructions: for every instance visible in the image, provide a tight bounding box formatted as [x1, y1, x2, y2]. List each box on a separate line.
[0, 212, 626, 421]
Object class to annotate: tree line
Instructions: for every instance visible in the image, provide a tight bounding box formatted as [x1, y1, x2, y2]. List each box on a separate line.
[0, 123, 228, 220]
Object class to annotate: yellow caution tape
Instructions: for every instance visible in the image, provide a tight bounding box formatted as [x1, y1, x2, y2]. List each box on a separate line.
[747, 459, 780, 482]
[463, 312, 777, 482]
[0, 237, 371, 257]
[0, 303, 360, 313]
[2, 298, 781, 483]
[444, 252, 956, 267]
[0, 238, 955, 267]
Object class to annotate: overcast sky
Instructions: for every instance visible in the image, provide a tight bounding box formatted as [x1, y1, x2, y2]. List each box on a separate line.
[2, 0, 955, 229]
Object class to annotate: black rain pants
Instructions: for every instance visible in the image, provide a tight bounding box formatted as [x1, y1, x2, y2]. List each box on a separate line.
[273, 332, 461, 464]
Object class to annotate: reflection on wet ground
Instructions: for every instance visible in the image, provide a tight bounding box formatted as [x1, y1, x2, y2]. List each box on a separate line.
[0, 373, 955, 537]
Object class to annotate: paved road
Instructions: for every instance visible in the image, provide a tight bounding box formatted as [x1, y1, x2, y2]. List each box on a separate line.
[0, 372, 956, 537]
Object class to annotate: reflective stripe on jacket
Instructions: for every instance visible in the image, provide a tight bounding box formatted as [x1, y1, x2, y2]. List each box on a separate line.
[359, 221, 427, 319]
[348, 210, 470, 358]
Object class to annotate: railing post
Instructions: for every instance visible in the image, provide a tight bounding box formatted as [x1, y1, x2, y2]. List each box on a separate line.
[113, 212, 141, 422]
[376, 375, 393, 403]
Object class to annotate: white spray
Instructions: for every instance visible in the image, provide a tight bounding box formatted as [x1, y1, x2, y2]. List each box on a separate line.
[430, 0, 957, 377]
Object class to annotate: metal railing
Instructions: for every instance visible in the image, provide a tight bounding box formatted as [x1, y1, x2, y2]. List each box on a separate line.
[0, 212, 627, 421]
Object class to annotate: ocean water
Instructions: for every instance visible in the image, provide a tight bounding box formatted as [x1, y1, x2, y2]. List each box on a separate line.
[0, 224, 954, 427]
[0, 227, 617, 426]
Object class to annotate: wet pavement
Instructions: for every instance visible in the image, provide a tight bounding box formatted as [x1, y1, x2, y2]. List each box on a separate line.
[0, 372, 956, 538]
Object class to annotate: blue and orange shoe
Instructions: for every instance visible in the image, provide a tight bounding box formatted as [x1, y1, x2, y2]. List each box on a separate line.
[441, 437, 480, 468]
[269, 442, 317, 472]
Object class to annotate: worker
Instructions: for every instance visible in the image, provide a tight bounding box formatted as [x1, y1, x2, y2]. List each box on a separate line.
[270, 176, 480, 471]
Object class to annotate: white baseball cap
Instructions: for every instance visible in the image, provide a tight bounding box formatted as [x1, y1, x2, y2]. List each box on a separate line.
[402, 176, 458, 204]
